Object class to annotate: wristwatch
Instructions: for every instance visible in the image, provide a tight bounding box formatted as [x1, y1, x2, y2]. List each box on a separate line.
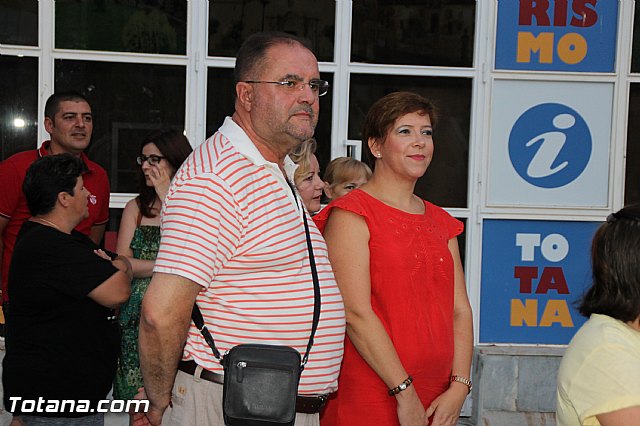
[450, 375, 473, 393]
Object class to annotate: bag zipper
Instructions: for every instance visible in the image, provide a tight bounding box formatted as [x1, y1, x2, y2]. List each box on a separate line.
[235, 360, 296, 383]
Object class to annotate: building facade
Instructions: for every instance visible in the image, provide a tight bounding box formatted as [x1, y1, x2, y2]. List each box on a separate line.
[2, 1, 639, 424]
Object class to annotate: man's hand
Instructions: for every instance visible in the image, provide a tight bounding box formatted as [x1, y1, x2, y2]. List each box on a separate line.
[130, 387, 165, 426]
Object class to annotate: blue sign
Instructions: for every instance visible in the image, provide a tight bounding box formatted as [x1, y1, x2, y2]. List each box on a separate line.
[480, 219, 599, 344]
[495, 0, 618, 72]
[509, 103, 592, 188]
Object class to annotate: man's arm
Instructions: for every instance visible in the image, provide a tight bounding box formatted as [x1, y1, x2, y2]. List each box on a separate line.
[0, 216, 9, 302]
[139, 272, 201, 425]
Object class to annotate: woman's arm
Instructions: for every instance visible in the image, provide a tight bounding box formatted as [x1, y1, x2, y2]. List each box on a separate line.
[426, 237, 474, 426]
[597, 407, 640, 425]
[116, 199, 139, 257]
[88, 255, 132, 309]
[324, 208, 428, 426]
[116, 198, 155, 278]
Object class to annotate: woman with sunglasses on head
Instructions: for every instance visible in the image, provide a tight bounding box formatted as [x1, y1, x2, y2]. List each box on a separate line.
[113, 129, 192, 401]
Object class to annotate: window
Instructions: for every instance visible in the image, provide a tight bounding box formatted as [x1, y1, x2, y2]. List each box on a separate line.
[0, 55, 38, 160]
[54, 0, 187, 54]
[348, 74, 471, 208]
[352, 0, 475, 67]
[632, 2, 640, 73]
[0, 0, 38, 46]
[626, 84, 640, 204]
[208, 0, 335, 62]
[55, 60, 186, 193]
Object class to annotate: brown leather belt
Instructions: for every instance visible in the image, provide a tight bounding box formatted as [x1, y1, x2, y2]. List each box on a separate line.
[178, 360, 224, 384]
[178, 360, 329, 414]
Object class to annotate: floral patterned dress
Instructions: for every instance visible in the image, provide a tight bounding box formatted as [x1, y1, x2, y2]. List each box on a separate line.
[113, 225, 160, 400]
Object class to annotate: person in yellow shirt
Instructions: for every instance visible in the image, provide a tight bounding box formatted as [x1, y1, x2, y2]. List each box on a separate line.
[556, 203, 640, 426]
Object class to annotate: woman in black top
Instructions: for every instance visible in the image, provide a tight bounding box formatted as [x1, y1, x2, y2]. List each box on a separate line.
[3, 154, 132, 426]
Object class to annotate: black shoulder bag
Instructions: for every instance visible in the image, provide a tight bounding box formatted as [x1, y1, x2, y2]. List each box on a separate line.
[191, 207, 321, 426]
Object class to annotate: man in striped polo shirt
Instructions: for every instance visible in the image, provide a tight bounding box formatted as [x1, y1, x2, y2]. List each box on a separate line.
[137, 32, 345, 426]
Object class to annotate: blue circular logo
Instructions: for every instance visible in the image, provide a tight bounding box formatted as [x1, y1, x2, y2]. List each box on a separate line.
[508, 103, 592, 188]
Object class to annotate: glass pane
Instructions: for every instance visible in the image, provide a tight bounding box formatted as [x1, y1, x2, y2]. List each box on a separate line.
[0, 56, 38, 161]
[206, 68, 236, 140]
[55, 0, 187, 54]
[352, 0, 475, 67]
[457, 218, 466, 266]
[208, 0, 335, 62]
[632, 3, 640, 73]
[0, 0, 38, 46]
[206, 68, 333, 171]
[625, 84, 640, 204]
[55, 60, 186, 193]
[349, 75, 471, 208]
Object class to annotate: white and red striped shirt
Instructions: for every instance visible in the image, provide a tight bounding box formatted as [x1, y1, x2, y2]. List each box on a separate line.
[155, 117, 345, 394]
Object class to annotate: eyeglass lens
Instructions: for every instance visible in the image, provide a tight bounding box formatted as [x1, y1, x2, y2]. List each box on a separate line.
[137, 155, 163, 165]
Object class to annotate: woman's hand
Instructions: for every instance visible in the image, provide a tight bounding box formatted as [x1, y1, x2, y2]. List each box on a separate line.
[396, 387, 429, 426]
[148, 164, 171, 202]
[425, 384, 468, 426]
[112, 255, 134, 281]
[93, 249, 112, 261]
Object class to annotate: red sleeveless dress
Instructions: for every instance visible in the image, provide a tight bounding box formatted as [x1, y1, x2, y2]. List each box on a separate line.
[314, 189, 463, 426]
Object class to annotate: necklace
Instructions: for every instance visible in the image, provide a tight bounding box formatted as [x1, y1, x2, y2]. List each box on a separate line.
[34, 217, 65, 233]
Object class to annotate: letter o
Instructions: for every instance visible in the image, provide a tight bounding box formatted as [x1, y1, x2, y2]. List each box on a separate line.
[111, 400, 124, 412]
[541, 234, 569, 262]
[22, 400, 35, 413]
[557, 33, 588, 64]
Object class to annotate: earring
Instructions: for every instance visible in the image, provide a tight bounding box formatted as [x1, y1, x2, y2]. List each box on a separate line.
[376, 153, 382, 158]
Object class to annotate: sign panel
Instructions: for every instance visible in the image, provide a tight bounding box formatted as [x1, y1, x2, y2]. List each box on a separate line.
[487, 80, 612, 207]
[480, 219, 599, 344]
[495, 0, 618, 72]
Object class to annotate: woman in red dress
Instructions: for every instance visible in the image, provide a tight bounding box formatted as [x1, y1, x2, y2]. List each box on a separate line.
[315, 92, 473, 426]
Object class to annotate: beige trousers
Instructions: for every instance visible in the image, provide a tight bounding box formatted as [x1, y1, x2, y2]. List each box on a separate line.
[162, 369, 319, 426]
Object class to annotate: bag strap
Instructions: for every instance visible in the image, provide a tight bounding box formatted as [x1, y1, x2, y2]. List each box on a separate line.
[301, 210, 321, 366]
[191, 303, 222, 359]
[191, 181, 321, 366]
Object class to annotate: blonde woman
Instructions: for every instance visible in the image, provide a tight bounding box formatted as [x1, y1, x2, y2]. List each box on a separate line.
[323, 157, 372, 202]
[288, 138, 325, 214]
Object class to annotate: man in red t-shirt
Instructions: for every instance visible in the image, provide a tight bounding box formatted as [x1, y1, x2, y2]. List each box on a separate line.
[0, 91, 110, 327]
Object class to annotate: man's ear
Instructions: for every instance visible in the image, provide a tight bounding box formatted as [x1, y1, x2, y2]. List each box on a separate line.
[57, 191, 71, 208]
[236, 82, 253, 112]
[44, 117, 55, 134]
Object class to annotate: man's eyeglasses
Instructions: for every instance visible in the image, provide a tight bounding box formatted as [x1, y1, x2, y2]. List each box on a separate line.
[136, 155, 165, 166]
[244, 79, 330, 97]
